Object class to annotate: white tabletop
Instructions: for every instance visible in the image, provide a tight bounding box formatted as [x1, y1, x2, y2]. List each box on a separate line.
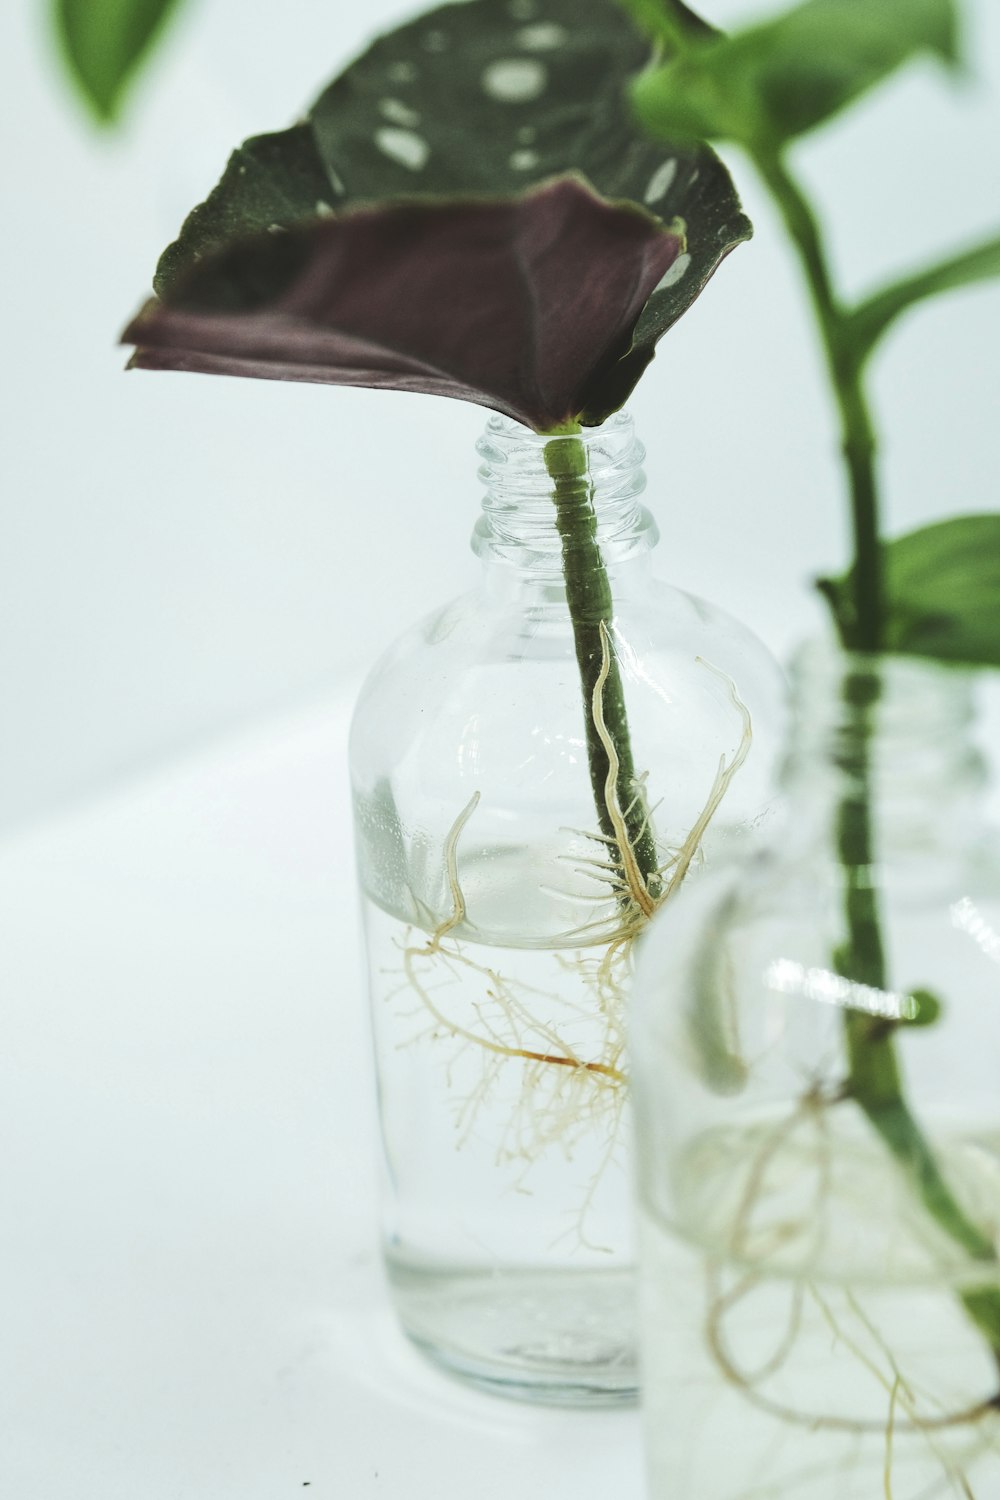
[1, 690, 644, 1498]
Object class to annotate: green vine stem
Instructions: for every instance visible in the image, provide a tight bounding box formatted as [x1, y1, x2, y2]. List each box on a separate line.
[543, 426, 661, 898]
[759, 145, 1000, 1358]
[754, 148, 882, 654]
[837, 675, 1000, 1362]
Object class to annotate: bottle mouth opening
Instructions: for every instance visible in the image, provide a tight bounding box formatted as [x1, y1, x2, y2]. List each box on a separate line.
[482, 410, 633, 445]
[473, 408, 654, 567]
[477, 410, 643, 487]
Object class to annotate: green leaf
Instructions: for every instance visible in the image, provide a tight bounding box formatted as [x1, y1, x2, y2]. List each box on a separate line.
[850, 232, 1000, 358]
[819, 516, 1000, 667]
[151, 0, 751, 401]
[631, 0, 961, 149]
[904, 988, 943, 1027]
[53, 0, 186, 122]
[615, 0, 716, 50]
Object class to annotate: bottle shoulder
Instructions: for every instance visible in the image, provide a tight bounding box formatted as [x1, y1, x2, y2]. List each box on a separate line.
[353, 574, 783, 700]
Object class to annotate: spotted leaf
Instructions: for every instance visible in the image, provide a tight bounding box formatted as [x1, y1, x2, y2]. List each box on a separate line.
[131, 0, 750, 425]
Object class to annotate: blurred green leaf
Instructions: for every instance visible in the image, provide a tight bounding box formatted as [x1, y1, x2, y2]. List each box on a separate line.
[630, 0, 960, 149]
[905, 989, 943, 1027]
[616, 0, 716, 49]
[54, 0, 186, 122]
[850, 232, 1000, 357]
[819, 516, 1000, 667]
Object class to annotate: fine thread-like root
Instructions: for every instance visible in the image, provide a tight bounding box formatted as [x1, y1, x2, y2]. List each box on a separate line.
[590, 620, 657, 919]
[427, 789, 481, 948]
[589, 628, 755, 923]
[387, 628, 753, 1232]
[401, 789, 627, 1094]
[884, 1377, 901, 1500]
[659, 656, 754, 906]
[552, 634, 754, 950]
[721, 1084, 837, 1269]
[400, 919, 631, 1167]
[551, 1100, 629, 1256]
[706, 1259, 1000, 1438]
[698, 1094, 1000, 1496]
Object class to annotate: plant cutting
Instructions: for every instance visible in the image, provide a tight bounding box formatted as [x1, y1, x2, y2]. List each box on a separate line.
[624, 0, 1000, 1491]
[122, 0, 782, 1401]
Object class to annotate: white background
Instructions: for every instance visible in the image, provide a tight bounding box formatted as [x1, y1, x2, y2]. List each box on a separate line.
[1, 1, 998, 1496]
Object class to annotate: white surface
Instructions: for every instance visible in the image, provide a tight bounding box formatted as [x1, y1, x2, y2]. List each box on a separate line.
[2, 0, 999, 828]
[0, 688, 644, 1499]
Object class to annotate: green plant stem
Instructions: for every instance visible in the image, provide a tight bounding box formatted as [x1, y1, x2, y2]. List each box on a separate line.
[757, 145, 1000, 1360]
[543, 429, 660, 896]
[837, 677, 1000, 1359]
[754, 147, 882, 652]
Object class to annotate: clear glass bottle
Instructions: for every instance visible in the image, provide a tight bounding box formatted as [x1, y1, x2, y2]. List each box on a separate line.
[349, 410, 781, 1403]
[632, 643, 1000, 1493]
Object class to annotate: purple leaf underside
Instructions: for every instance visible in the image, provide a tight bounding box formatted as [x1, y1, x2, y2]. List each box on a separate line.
[125, 177, 683, 431]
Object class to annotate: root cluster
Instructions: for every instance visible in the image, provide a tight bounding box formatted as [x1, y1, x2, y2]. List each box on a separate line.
[699, 1091, 1000, 1497]
[385, 629, 752, 1235]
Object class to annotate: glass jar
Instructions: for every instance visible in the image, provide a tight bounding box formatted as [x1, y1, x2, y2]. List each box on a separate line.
[349, 410, 781, 1403]
[632, 643, 1000, 1493]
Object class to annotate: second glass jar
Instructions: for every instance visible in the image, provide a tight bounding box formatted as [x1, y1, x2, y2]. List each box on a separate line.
[349, 411, 781, 1402]
[632, 645, 1000, 1494]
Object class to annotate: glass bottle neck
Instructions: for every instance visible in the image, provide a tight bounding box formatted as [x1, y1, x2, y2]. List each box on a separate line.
[471, 410, 658, 587]
[779, 642, 988, 860]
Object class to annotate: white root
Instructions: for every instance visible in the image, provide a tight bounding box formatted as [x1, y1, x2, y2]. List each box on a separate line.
[387, 639, 754, 1229]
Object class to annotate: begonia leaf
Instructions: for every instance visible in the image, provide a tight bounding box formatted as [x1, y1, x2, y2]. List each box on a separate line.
[125, 0, 750, 428]
[126, 177, 684, 431]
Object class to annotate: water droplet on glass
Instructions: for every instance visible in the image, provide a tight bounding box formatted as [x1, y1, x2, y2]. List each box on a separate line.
[422, 28, 449, 51]
[509, 148, 540, 170]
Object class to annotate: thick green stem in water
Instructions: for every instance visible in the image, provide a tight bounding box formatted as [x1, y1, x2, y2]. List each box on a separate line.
[757, 145, 1000, 1363]
[543, 429, 660, 897]
[836, 677, 1000, 1359]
